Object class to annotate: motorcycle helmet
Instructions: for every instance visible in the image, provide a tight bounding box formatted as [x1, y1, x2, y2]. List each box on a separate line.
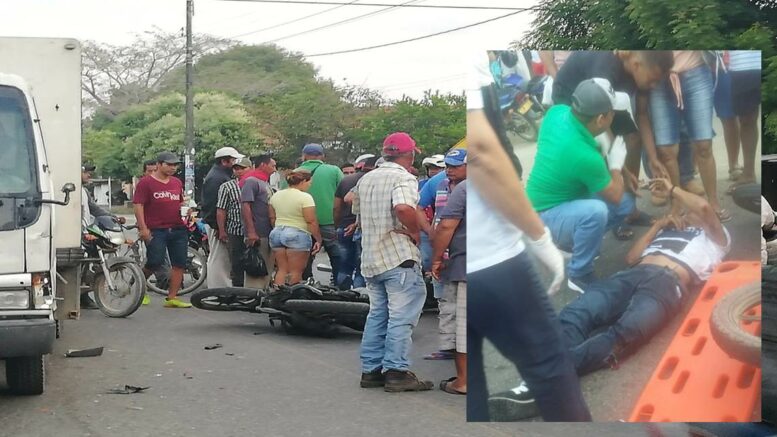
[421, 154, 445, 168]
[498, 50, 519, 68]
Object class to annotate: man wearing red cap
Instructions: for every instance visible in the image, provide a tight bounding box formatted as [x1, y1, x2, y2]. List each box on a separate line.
[352, 132, 433, 392]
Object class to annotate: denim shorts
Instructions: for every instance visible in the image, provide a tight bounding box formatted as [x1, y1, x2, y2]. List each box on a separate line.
[146, 227, 188, 268]
[269, 225, 312, 251]
[649, 65, 714, 146]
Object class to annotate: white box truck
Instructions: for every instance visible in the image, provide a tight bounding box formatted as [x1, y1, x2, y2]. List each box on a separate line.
[0, 37, 82, 394]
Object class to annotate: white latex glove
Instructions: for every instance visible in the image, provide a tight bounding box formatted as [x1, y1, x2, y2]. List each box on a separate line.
[526, 227, 565, 296]
[607, 135, 627, 171]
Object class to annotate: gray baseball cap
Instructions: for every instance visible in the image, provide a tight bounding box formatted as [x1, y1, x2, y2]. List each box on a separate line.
[156, 151, 182, 164]
[572, 78, 632, 117]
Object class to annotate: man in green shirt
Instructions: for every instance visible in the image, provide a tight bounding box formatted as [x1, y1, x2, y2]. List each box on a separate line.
[298, 143, 344, 281]
[526, 78, 634, 293]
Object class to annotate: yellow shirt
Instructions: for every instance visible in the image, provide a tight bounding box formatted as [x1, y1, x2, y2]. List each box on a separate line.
[269, 188, 316, 233]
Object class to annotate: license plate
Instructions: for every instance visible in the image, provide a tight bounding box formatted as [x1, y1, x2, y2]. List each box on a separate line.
[518, 99, 533, 114]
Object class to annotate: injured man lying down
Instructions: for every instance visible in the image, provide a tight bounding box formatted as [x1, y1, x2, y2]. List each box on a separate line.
[491, 177, 730, 419]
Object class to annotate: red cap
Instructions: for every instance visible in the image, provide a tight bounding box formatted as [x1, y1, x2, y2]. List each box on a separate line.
[382, 132, 421, 156]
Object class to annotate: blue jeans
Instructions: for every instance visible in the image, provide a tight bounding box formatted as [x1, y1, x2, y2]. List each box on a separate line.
[559, 264, 683, 375]
[360, 265, 426, 373]
[468, 252, 591, 422]
[539, 193, 635, 278]
[336, 227, 365, 289]
[650, 65, 714, 145]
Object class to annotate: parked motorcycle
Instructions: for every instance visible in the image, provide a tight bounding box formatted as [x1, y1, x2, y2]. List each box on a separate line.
[191, 281, 370, 336]
[498, 74, 547, 142]
[81, 216, 146, 317]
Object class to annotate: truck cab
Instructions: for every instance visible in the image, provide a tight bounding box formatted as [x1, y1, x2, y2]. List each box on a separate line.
[0, 38, 82, 395]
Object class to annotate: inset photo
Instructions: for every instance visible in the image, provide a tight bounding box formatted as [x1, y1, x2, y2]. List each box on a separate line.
[467, 50, 762, 423]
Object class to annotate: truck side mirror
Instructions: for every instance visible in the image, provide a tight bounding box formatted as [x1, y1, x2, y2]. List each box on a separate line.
[60, 182, 76, 205]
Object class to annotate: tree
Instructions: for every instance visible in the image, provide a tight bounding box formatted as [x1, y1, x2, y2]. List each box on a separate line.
[82, 28, 233, 117]
[83, 91, 261, 182]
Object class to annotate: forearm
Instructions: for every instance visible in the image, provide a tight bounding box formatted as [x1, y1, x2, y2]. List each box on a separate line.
[216, 209, 227, 233]
[333, 198, 343, 229]
[636, 94, 659, 162]
[609, 170, 625, 202]
[416, 207, 432, 234]
[539, 51, 558, 78]
[671, 185, 713, 216]
[626, 222, 662, 265]
[241, 203, 258, 236]
[307, 221, 322, 242]
[133, 204, 147, 231]
[467, 110, 546, 240]
[395, 205, 419, 233]
[431, 221, 456, 262]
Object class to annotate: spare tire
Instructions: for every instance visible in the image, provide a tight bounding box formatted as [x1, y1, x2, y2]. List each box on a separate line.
[710, 281, 761, 366]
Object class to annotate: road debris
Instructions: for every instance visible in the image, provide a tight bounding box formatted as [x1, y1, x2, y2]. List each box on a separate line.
[106, 385, 150, 395]
[65, 347, 104, 358]
[204, 343, 223, 350]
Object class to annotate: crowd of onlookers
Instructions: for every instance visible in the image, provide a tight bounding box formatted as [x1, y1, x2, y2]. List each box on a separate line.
[125, 131, 468, 394]
[468, 50, 761, 421]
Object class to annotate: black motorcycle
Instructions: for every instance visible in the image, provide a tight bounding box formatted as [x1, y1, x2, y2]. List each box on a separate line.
[81, 216, 146, 317]
[191, 281, 370, 336]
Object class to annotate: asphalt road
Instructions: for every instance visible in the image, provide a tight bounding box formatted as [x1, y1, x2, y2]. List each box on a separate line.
[481, 116, 761, 422]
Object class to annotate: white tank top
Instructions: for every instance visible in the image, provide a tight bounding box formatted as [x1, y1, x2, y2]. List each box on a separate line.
[641, 226, 731, 282]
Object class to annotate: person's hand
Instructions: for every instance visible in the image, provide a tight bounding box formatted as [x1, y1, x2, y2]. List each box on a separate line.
[654, 214, 685, 231]
[649, 159, 669, 180]
[431, 260, 444, 281]
[311, 240, 322, 255]
[344, 223, 358, 237]
[245, 233, 259, 247]
[139, 228, 152, 242]
[607, 136, 627, 171]
[218, 230, 229, 243]
[391, 229, 420, 245]
[649, 178, 674, 199]
[526, 228, 565, 296]
[622, 168, 640, 197]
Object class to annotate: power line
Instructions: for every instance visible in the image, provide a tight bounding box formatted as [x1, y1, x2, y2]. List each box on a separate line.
[304, 9, 531, 57]
[215, 0, 531, 10]
[262, 0, 422, 44]
[228, 0, 361, 39]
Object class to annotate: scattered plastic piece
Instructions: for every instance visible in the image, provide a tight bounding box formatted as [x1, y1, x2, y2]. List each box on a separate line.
[106, 385, 149, 395]
[204, 344, 223, 350]
[65, 347, 104, 358]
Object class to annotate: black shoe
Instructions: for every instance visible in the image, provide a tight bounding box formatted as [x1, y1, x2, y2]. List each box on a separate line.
[360, 368, 385, 388]
[567, 272, 597, 294]
[383, 370, 433, 392]
[487, 382, 541, 421]
[80, 295, 99, 310]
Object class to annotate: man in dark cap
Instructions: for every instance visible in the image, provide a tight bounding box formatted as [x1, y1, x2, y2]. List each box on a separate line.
[526, 78, 634, 293]
[133, 151, 191, 308]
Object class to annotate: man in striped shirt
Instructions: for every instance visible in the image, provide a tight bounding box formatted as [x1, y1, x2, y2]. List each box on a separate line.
[352, 132, 433, 393]
[216, 157, 252, 288]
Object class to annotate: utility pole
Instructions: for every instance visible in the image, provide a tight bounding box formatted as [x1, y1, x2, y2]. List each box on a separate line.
[184, 0, 195, 202]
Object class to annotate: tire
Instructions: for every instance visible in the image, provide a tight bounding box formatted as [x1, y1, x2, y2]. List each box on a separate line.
[147, 246, 207, 296]
[283, 299, 370, 315]
[710, 281, 761, 366]
[507, 112, 538, 142]
[93, 261, 146, 318]
[731, 183, 760, 214]
[190, 287, 260, 311]
[6, 355, 45, 395]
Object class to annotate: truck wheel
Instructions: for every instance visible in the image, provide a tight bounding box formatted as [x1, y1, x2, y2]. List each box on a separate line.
[6, 355, 45, 395]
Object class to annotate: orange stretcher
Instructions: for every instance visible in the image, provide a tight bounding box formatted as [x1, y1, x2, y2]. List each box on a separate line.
[628, 261, 761, 422]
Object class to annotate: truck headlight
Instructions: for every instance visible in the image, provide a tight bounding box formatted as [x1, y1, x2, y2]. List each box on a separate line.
[0, 290, 30, 309]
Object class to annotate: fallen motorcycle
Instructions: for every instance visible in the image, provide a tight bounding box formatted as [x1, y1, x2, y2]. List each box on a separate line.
[191, 281, 370, 336]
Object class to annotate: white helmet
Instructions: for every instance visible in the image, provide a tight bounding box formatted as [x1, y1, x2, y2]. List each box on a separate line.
[421, 154, 445, 168]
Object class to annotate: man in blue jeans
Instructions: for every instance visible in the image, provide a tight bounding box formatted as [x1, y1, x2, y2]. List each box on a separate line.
[490, 178, 729, 419]
[527, 78, 637, 293]
[353, 132, 433, 392]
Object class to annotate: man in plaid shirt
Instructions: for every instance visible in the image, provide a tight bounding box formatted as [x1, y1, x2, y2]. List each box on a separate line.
[216, 157, 252, 287]
[352, 132, 433, 392]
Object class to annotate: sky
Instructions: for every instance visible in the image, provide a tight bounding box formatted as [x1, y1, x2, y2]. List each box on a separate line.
[0, 0, 537, 99]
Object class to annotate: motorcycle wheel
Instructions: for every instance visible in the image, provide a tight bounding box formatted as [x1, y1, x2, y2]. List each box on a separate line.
[93, 261, 146, 318]
[190, 287, 260, 311]
[283, 299, 370, 315]
[710, 281, 761, 367]
[507, 112, 538, 142]
[731, 183, 760, 214]
[147, 246, 207, 296]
